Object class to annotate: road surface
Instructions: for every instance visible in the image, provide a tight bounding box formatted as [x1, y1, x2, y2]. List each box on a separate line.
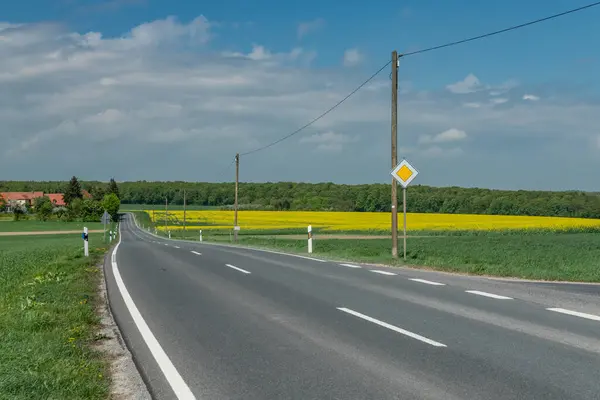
[104, 214, 600, 399]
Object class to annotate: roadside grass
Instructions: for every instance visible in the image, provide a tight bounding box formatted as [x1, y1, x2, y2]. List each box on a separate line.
[0, 233, 111, 399]
[217, 234, 600, 282]
[0, 220, 104, 232]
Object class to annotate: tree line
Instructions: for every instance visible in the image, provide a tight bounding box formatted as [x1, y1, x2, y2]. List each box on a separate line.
[2, 180, 600, 218]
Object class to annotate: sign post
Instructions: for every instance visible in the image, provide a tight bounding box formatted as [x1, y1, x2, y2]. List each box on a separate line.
[308, 225, 313, 254]
[82, 227, 89, 257]
[390, 159, 419, 261]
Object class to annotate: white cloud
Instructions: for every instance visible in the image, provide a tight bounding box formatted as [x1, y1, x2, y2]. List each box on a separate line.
[343, 48, 362, 67]
[523, 94, 540, 101]
[421, 146, 463, 158]
[490, 98, 508, 105]
[446, 73, 483, 94]
[419, 128, 467, 144]
[297, 18, 325, 39]
[300, 131, 357, 152]
[1, 17, 600, 189]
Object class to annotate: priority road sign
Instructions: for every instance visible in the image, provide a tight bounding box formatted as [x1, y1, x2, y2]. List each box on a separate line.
[391, 159, 419, 188]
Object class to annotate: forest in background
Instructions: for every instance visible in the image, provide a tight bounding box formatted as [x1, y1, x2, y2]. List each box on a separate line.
[2, 180, 600, 218]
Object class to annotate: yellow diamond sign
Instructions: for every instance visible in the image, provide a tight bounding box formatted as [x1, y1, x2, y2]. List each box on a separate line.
[391, 159, 418, 188]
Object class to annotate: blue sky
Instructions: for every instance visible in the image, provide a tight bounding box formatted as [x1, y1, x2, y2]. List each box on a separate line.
[1, 0, 600, 190]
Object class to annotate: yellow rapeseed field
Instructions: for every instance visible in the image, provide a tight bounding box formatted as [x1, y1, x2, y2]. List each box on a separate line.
[147, 210, 600, 232]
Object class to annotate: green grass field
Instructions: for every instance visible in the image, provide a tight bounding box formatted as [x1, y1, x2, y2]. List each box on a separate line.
[0, 220, 105, 232]
[214, 234, 600, 282]
[0, 233, 112, 399]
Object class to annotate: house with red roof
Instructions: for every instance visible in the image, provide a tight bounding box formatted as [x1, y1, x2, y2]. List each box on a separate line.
[0, 190, 92, 212]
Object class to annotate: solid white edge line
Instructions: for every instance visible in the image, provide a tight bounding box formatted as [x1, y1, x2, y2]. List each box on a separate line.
[547, 308, 600, 322]
[225, 263, 251, 274]
[112, 221, 196, 399]
[465, 290, 513, 300]
[340, 263, 362, 269]
[190, 251, 202, 256]
[409, 278, 446, 286]
[337, 307, 446, 347]
[370, 270, 397, 276]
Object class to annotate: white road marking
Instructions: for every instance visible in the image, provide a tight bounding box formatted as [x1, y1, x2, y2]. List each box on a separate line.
[409, 278, 446, 286]
[191, 251, 202, 256]
[370, 270, 397, 276]
[465, 290, 513, 300]
[337, 307, 446, 347]
[340, 263, 362, 269]
[225, 264, 251, 274]
[111, 224, 196, 399]
[174, 246, 180, 249]
[547, 308, 600, 322]
[164, 243, 169, 246]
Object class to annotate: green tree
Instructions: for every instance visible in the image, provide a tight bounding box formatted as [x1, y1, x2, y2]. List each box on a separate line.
[107, 178, 120, 199]
[81, 199, 103, 222]
[102, 193, 120, 222]
[90, 185, 106, 201]
[0, 196, 5, 212]
[12, 204, 25, 221]
[67, 198, 83, 221]
[63, 176, 82, 205]
[34, 196, 53, 221]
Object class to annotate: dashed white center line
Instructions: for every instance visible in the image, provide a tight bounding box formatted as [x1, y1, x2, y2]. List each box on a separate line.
[370, 270, 397, 276]
[340, 263, 362, 269]
[190, 251, 202, 256]
[225, 264, 251, 274]
[337, 307, 446, 347]
[465, 290, 513, 300]
[173, 246, 180, 249]
[164, 244, 169, 246]
[409, 278, 446, 286]
[547, 308, 600, 322]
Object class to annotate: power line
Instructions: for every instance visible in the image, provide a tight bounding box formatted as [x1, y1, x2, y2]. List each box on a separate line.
[401, 1, 600, 57]
[214, 158, 235, 182]
[240, 61, 391, 156]
[238, 1, 600, 158]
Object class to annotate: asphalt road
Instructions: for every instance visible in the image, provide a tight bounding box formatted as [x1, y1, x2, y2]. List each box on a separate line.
[104, 215, 600, 400]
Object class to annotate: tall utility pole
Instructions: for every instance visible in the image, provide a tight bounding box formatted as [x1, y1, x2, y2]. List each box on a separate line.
[183, 189, 186, 239]
[234, 153, 239, 242]
[391, 50, 399, 258]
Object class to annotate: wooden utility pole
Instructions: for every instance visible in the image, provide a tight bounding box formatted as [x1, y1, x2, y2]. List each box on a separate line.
[391, 50, 399, 258]
[183, 189, 186, 238]
[234, 153, 239, 242]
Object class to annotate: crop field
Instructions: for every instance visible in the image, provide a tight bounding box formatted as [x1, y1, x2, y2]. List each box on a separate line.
[144, 210, 600, 233]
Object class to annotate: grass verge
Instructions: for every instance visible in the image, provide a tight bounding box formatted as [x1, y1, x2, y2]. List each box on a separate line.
[210, 234, 600, 282]
[0, 233, 111, 399]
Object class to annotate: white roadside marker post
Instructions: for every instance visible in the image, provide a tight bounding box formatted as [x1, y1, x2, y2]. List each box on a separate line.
[168, 231, 171, 239]
[308, 225, 313, 254]
[199, 230, 203, 242]
[83, 227, 89, 257]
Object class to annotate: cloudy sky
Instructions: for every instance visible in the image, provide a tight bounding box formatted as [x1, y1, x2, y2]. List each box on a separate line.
[1, 0, 600, 190]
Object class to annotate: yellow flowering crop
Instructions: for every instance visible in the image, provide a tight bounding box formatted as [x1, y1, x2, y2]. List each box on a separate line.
[147, 210, 600, 232]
